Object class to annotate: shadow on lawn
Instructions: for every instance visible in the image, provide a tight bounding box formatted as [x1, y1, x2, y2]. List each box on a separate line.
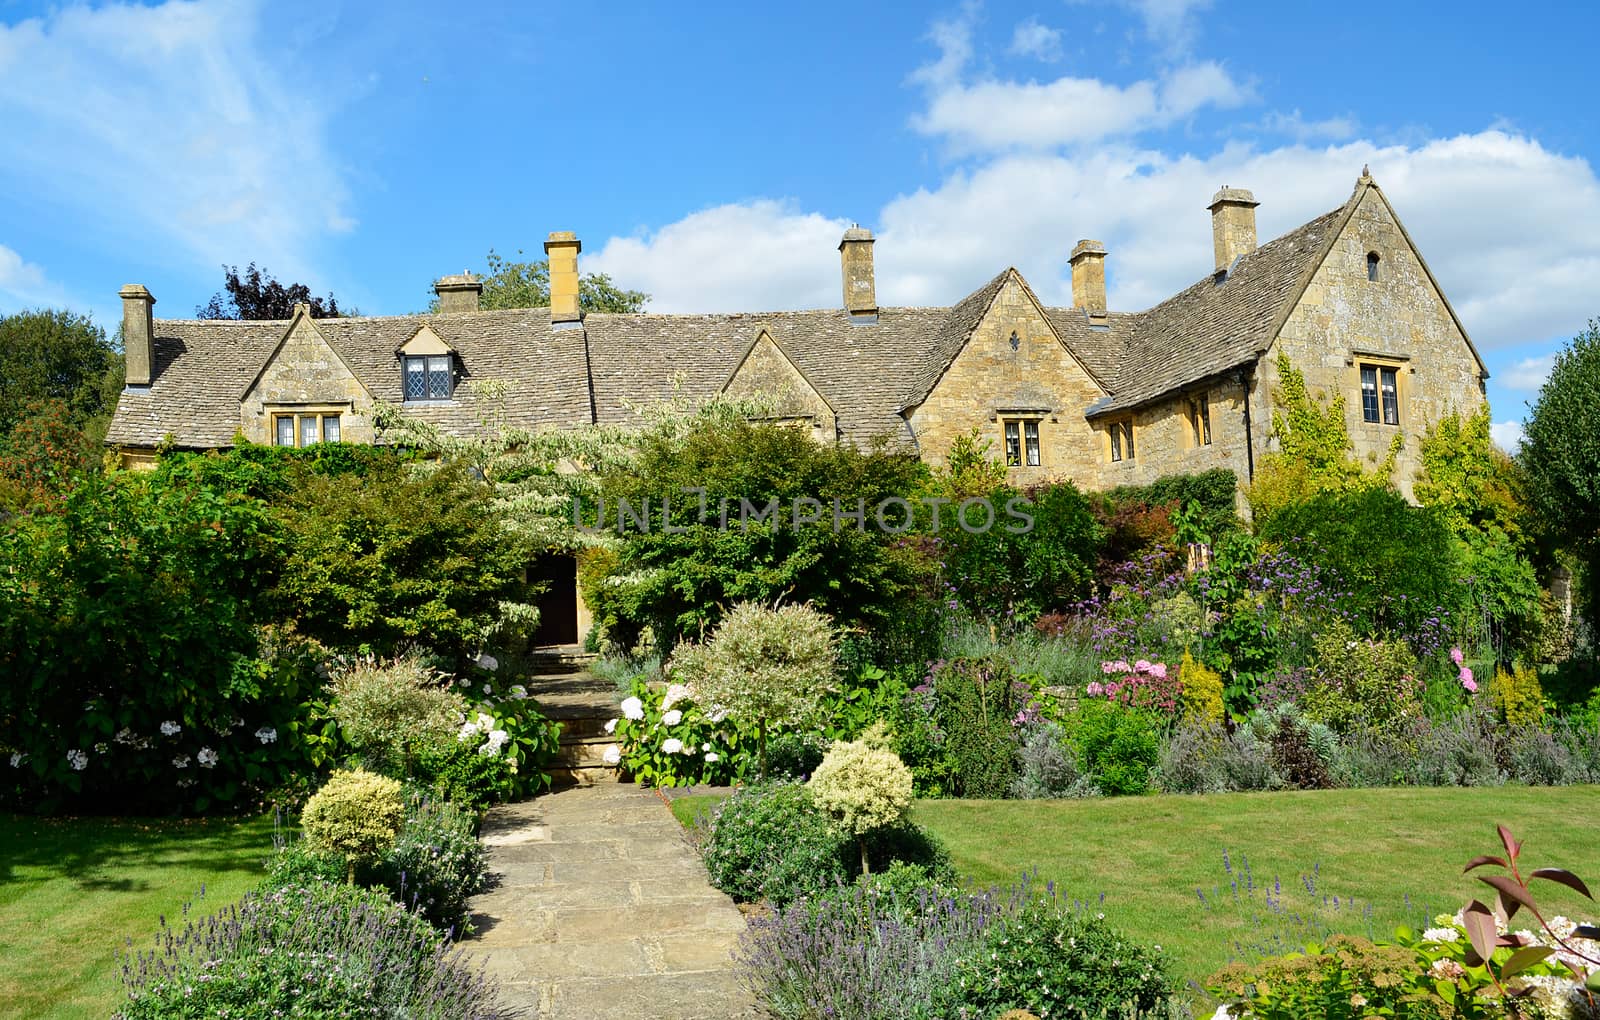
[0, 814, 274, 891]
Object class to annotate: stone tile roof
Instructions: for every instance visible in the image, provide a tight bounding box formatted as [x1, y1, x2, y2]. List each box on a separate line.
[105, 201, 1356, 449]
[1085, 206, 1346, 416]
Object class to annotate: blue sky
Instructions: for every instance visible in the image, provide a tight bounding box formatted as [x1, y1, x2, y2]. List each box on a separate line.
[2, 0, 1597, 446]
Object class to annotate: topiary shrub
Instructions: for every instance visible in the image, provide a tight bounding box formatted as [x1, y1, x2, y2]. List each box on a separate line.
[808, 737, 914, 875]
[300, 769, 404, 878]
[1177, 649, 1225, 726]
[327, 657, 467, 775]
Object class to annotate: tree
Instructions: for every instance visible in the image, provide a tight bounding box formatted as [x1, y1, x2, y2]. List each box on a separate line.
[0, 309, 121, 439]
[198, 263, 344, 320]
[1522, 320, 1600, 626]
[433, 248, 648, 313]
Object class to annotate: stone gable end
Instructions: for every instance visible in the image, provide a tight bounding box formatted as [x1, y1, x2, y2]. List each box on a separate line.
[722, 331, 836, 435]
[1261, 186, 1485, 499]
[909, 275, 1105, 486]
[240, 317, 376, 445]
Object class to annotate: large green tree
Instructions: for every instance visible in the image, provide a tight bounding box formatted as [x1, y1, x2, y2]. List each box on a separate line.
[0, 309, 122, 439]
[434, 248, 649, 313]
[1522, 320, 1600, 625]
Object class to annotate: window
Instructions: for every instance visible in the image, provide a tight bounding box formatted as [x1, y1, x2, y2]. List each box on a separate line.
[404, 354, 452, 401]
[1109, 420, 1134, 462]
[1366, 252, 1381, 281]
[1189, 393, 1212, 446]
[272, 411, 343, 447]
[1360, 364, 1400, 425]
[1001, 418, 1042, 467]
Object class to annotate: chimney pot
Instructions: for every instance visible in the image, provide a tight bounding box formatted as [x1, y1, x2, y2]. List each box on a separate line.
[838, 226, 877, 321]
[1068, 239, 1108, 312]
[119, 284, 156, 386]
[1208, 187, 1260, 272]
[544, 231, 582, 324]
[433, 272, 483, 314]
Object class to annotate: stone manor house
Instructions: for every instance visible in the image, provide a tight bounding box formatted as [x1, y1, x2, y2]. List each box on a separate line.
[106, 171, 1489, 644]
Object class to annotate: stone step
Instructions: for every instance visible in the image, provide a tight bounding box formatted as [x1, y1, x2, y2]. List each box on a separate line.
[554, 715, 616, 740]
[556, 735, 618, 768]
[548, 763, 620, 788]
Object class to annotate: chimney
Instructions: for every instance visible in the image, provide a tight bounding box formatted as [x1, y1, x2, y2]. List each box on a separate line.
[838, 226, 877, 321]
[120, 284, 155, 386]
[433, 272, 483, 314]
[544, 231, 581, 325]
[1068, 240, 1108, 312]
[1209, 187, 1259, 272]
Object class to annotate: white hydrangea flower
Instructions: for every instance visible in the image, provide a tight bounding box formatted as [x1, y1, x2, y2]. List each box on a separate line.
[159, 720, 181, 737]
[705, 752, 719, 763]
[66, 749, 88, 771]
[509, 685, 528, 700]
[476, 712, 495, 730]
[172, 755, 191, 769]
[478, 730, 510, 757]
[620, 696, 645, 721]
[661, 684, 692, 712]
[483, 683, 493, 694]
[197, 747, 219, 769]
[661, 709, 683, 726]
[477, 653, 499, 672]
[661, 738, 684, 755]
[604, 718, 618, 734]
[1422, 927, 1460, 943]
[93, 742, 109, 754]
[602, 745, 621, 765]
[254, 727, 278, 744]
[8, 752, 23, 768]
[457, 721, 480, 742]
[701, 742, 711, 751]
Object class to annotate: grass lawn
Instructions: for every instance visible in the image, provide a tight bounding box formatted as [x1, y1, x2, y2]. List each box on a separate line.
[672, 785, 1600, 985]
[0, 813, 276, 1020]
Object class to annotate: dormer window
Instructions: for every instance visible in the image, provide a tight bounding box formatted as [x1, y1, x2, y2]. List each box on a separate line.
[404, 354, 452, 401]
[1366, 252, 1381, 281]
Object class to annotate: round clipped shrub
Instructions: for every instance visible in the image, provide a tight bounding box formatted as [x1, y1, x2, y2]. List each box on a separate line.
[327, 657, 467, 774]
[701, 781, 850, 906]
[300, 769, 405, 875]
[808, 737, 914, 874]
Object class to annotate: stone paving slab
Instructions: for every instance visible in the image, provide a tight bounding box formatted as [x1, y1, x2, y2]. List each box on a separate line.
[465, 784, 761, 1019]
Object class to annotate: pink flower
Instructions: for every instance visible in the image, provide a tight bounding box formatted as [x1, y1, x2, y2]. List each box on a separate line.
[1460, 666, 1477, 693]
[1086, 682, 1105, 697]
[1134, 659, 1153, 674]
[1450, 647, 1464, 666]
[1147, 663, 1168, 679]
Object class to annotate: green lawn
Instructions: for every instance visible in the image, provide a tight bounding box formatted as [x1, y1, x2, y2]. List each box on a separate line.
[673, 786, 1600, 984]
[0, 813, 276, 1020]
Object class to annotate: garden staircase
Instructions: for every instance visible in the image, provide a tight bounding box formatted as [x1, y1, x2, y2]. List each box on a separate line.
[525, 653, 621, 788]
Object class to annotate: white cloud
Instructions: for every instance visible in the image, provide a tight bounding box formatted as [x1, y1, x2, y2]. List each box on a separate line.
[1490, 420, 1525, 452]
[1008, 18, 1062, 62]
[1259, 109, 1358, 143]
[0, 0, 353, 288]
[1501, 353, 1556, 393]
[0, 243, 72, 311]
[1068, 0, 1213, 56]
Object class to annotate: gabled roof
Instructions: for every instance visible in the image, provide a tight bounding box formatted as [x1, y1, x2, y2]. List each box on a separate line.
[719, 328, 838, 415]
[897, 268, 1011, 412]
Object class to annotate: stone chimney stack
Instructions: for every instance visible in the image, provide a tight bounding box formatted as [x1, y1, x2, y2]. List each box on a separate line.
[1068, 240, 1108, 312]
[434, 272, 483, 313]
[544, 231, 582, 325]
[838, 226, 877, 321]
[119, 284, 155, 386]
[1209, 187, 1259, 271]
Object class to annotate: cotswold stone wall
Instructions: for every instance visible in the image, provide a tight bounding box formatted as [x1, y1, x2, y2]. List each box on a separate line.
[908, 275, 1106, 488]
[1095, 377, 1253, 490]
[1261, 187, 1485, 500]
[723, 332, 837, 437]
[240, 316, 375, 444]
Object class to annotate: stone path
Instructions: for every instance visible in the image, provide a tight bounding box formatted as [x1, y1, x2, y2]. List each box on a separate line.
[464, 784, 760, 1019]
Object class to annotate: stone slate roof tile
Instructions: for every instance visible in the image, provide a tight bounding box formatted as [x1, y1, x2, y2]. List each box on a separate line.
[896, 269, 1011, 411]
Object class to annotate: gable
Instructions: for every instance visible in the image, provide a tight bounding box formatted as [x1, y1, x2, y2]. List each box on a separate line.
[721, 329, 834, 423]
[242, 313, 374, 407]
[398, 324, 453, 357]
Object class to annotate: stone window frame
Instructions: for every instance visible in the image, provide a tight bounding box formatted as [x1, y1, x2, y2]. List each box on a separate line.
[1353, 353, 1407, 427]
[402, 353, 454, 402]
[1107, 418, 1135, 463]
[1366, 251, 1381, 282]
[270, 405, 347, 448]
[999, 417, 1042, 467]
[1187, 391, 1213, 448]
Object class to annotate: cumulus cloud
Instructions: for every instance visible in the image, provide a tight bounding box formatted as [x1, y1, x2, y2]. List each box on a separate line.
[0, 243, 72, 311]
[1008, 17, 1062, 62]
[1490, 420, 1525, 452]
[1501, 353, 1556, 392]
[0, 0, 354, 285]
[1258, 109, 1359, 143]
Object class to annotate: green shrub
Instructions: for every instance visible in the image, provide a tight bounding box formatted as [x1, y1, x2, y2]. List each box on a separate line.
[1178, 649, 1225, 725]
[808, 737, 914, 874]
[115, 881, 507, 1019]
[264, 837, 345, 889]
[1489, 663, 1546, 727]
[373, 792, 486, 935]
[1071, 700, 1162, 796]
[1302, 621, 1423, 733]
[934, 893, 1174, 1020]
[899, 657, 1023, 798]
[413, 738, 515, 812]
[300, 769, 405, 873]
[328, 657, 466, 774]
[701, 782, 851, 906]
[1102, 468, 1240, 542]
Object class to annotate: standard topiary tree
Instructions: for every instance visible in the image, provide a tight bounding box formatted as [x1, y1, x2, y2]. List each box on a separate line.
[668, 601, 837, 777]
[300, 769, 405, 881]
[807, 732, 914, 876]
[326, 657, 467, 775]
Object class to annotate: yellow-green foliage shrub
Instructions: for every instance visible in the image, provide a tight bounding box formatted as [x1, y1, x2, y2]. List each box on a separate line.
[301, 769, 405, 870]
[328, 658, 466, 773]
[1490, 664, 1546, 726]
[1302, 622, 1422, 733]
[1178, 649, 1225, 725]
[808, 737, 913, 875]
